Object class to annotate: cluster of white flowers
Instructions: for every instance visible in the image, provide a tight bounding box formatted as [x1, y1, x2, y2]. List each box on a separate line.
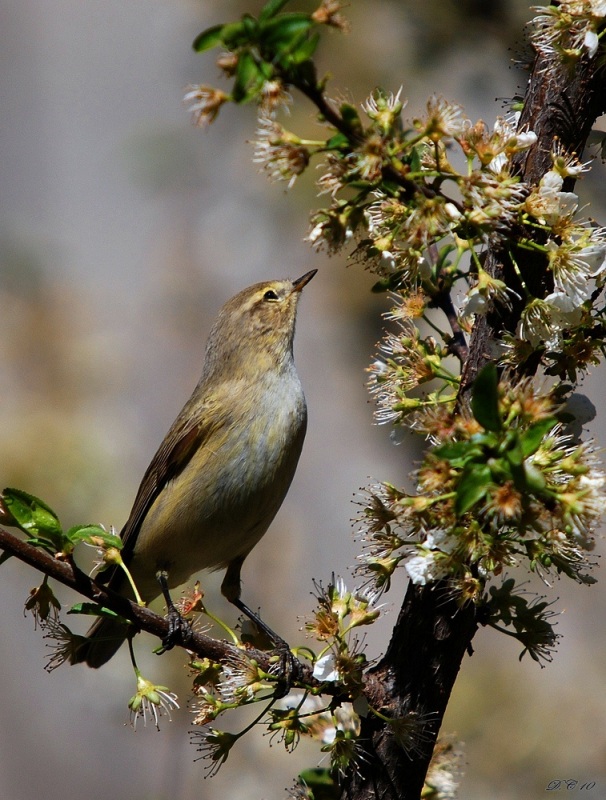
[405, 529, 458, 586]
[183, 84, 229, 128]
[518, 146, 606, 346]
[460, 267, 518, 318]
[128, 672, 179, 731]
[413, 95, 468, 141]
[302, 92, 538, 269]
[529, 428, 606, 547]
[251, 115, 310, 189]
[358, 371, 605, 599]
[363, 87, 406, 132]
[532, 1, 606, 59]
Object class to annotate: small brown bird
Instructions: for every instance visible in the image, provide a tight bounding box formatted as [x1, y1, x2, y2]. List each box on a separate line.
[74, 270, 316, 668]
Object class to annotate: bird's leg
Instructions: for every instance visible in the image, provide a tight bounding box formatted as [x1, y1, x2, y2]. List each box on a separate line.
[155, 569, 194, 654]
[222, 557, 301, 697]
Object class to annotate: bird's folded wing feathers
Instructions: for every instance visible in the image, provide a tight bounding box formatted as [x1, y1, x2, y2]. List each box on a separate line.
[119, 397, 225, 562]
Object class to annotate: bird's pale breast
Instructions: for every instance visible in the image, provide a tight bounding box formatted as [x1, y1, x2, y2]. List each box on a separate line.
[130, 365, 307, 599]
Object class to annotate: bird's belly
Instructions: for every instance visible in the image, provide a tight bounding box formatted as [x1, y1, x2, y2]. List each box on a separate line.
[130, 387, 306, 599]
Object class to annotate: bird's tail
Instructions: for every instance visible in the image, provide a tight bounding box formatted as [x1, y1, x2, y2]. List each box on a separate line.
[73, 614, 132, 668]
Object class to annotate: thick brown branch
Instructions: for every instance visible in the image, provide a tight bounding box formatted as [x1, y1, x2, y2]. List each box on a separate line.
[346, 583, 478, 800]
[513, 51, 606, 184]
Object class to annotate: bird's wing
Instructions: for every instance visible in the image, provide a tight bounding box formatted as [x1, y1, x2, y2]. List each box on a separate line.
[119, 394, 225, 563]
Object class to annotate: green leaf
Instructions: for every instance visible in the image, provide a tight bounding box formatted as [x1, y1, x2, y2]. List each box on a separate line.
[520, 417, 556, 457]
[435, 242, 457, 270]
[241, 13, 258, 37]
[68, 602, 121, 619]
[259, 0, 291, 21]
[523, 462, 547, 492]
[469, 430, 498, 449]
[232, 50, 265, 103]
[434, 440, 475, 458]
[289, 31, 320, 64]
[297, 768, 339, 799]
[192, 24, 225, 53]
[433, 440, 484, 467]
[408, 143, 423, 173]
[487, 456, 511, 484]
[509, 460, 528, 492]
[502, 431, 524, 467]
[261, 14, 313, 48]
[19, 536, 56, 552]
[294, 57, 318, 88]
[220, 21, 249, 49]
[340, 103, 364, 136]
[1, 488, 62, 542]
[455, 463, 491, 516]
[471, 363, 502, 433]
[66, 524, 123, 550]
[325, 132, 350, 150]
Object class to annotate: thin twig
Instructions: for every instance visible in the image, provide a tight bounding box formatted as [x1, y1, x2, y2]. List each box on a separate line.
[0, 526, 316, 680]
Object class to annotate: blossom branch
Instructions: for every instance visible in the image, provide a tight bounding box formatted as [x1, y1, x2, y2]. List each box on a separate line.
[344, 17, 606, 800]
[461, 48, 606, 395]
[294, 76, 438, 202]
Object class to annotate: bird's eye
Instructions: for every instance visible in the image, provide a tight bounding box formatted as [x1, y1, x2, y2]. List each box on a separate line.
[263, 289, 279, 301]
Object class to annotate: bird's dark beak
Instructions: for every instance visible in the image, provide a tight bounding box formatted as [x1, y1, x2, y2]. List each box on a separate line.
[291, 269, 318, 293]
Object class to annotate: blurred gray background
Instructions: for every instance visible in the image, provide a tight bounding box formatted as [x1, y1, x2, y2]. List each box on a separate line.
[2, 1, 606, 798]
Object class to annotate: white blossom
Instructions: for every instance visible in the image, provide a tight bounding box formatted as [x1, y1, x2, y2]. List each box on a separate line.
[525, 170, 579, 225]
[548, 238, 606, 305]
[313, 652, 340, 682]
[584, 30, 600, 57]
[424, 529, 457, 553]
[405, 552, 448, 585]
